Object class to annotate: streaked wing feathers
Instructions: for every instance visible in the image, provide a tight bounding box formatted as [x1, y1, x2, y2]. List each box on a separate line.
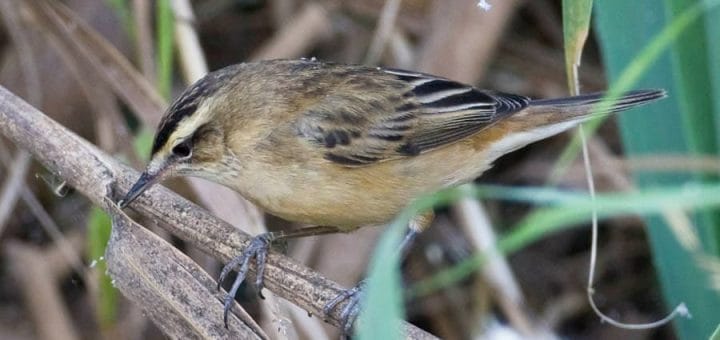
[296, 66, 530, 166]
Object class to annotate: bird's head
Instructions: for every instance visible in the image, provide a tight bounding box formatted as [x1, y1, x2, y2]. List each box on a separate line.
[119, 66, 241, 208]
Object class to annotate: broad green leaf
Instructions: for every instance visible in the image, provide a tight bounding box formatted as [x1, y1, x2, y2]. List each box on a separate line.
[596, 0, 720, 338]
[711, 323, 720, 340]
[550, 0, 717, 182]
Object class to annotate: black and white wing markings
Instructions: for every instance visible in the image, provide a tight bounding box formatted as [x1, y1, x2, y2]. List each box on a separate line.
[382, 68, 530, 155]
[297, 66, 531, 167]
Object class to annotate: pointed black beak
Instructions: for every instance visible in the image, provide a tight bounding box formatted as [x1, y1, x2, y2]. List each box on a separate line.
[119, 171, 159, 209]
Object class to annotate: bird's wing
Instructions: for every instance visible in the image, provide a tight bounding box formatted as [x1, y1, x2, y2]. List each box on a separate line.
[294, 67, 530, 166]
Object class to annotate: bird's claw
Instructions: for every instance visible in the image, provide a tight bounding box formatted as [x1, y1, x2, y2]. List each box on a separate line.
[323, 280, 365, 337]
[218, 234, 273, 327]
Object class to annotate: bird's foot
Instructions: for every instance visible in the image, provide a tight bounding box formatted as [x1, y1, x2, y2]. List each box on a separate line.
[323, 280, 365, 338]
[218, 233, 273, 326]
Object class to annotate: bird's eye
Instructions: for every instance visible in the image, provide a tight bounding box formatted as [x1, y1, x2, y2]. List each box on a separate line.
[172, 142, 192, 158]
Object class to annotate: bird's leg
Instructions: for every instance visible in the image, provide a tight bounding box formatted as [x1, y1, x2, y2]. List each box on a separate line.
[219, 225, 340, 326]
[323, 213, 432, 336]
[322, 228, 419, 335]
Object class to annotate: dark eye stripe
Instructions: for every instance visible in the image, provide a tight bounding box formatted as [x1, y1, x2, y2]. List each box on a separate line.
[151, 66, 239, 155]
[152, 104, 196, 155]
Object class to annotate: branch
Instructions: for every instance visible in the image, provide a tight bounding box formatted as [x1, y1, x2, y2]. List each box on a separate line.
[0, 86, 437, 338]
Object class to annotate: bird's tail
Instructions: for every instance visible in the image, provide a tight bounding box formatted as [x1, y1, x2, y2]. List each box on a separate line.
[484, 89, 666, 161]
[527, 89, 667, 121]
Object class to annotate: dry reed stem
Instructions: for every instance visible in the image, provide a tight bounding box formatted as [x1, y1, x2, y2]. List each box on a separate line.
[0, 149, 30, 235]
[106, 203, 268, 339]
[5, 242, 80, 340]
[365, 0, 403, 65]
[250, 3, 333, 61]
[0, 141, 86, 275]
[24, 0, 165, 127]
[417, 0, 522, 82]
[133, 0, 156, 81]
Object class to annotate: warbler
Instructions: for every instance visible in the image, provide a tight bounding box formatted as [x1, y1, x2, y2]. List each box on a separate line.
[119, 59, 665, 332]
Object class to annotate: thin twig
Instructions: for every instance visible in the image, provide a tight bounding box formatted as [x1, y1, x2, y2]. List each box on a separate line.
[388, 29, 414, 69]
[22, 0, 140, 156]
[270, 0, 297, 28]
[0, 0, 42, 105]
[364, 0, 403, 65]
[0, 150, 31, 235]
[0, 142, 85, 273]
[133, 0, 156, 81]
[451, 196, 534, 336]
[5, 242, 80, 340]
[24, 0, 165, 126]
[251, 3, 333, 61]
[417, 0, 522, 82]
[171, 0, 208, 81]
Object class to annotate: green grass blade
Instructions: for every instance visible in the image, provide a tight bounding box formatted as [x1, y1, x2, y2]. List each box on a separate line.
[404, 184, 720, 300]
[156, 0, 174, 99]
[105, 0, 134, 38]
[711, 324, 720, 340]
[88, 206, 118, 329]
[665, 0, 720, 270]
[133, 127, 154, 160]
[666, 0, 718, 155]
[356, 212, 406, 340]
[562, 0, 594, 93]
[708, 3, 720, 150]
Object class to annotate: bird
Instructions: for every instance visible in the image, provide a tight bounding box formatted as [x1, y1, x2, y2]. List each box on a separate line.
[118, 58, 665, 334]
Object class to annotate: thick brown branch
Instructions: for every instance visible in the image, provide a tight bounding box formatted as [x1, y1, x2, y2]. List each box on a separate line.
[105, 203, 267, 339]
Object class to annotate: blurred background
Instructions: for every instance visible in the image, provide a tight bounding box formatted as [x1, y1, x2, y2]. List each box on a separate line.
[1, 0, 719, 339]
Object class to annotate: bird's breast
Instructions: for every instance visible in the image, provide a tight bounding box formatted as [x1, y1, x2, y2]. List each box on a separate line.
[211, 141, 494, 230]
[225, 161, 407, 229]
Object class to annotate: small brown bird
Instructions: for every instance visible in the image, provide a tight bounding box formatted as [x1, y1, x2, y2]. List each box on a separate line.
[119, 59, 665, 331]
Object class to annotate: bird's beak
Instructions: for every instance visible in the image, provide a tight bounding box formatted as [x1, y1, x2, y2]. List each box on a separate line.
[119, 161, 168, 209]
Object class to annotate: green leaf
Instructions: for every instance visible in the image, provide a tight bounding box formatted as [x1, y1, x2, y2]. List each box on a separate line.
[710, 323, 720, 340]
[133, 128, 154, 160]
[595, 0, 720, 338]
[105, 0, 134, 38]
[88, 206, 118, 328]
[156, 0, 174, 99]
[356, 212, 407, 340]
[562, 0, 594, 94]
[665, 0, 720, 255]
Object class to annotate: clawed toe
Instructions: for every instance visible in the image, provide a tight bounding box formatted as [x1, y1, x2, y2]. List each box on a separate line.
[218, 234, 273, 327]
[324, 281, 365, 337]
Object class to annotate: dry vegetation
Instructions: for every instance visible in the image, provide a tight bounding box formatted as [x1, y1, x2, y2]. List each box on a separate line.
[0, 0, 673, 339]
